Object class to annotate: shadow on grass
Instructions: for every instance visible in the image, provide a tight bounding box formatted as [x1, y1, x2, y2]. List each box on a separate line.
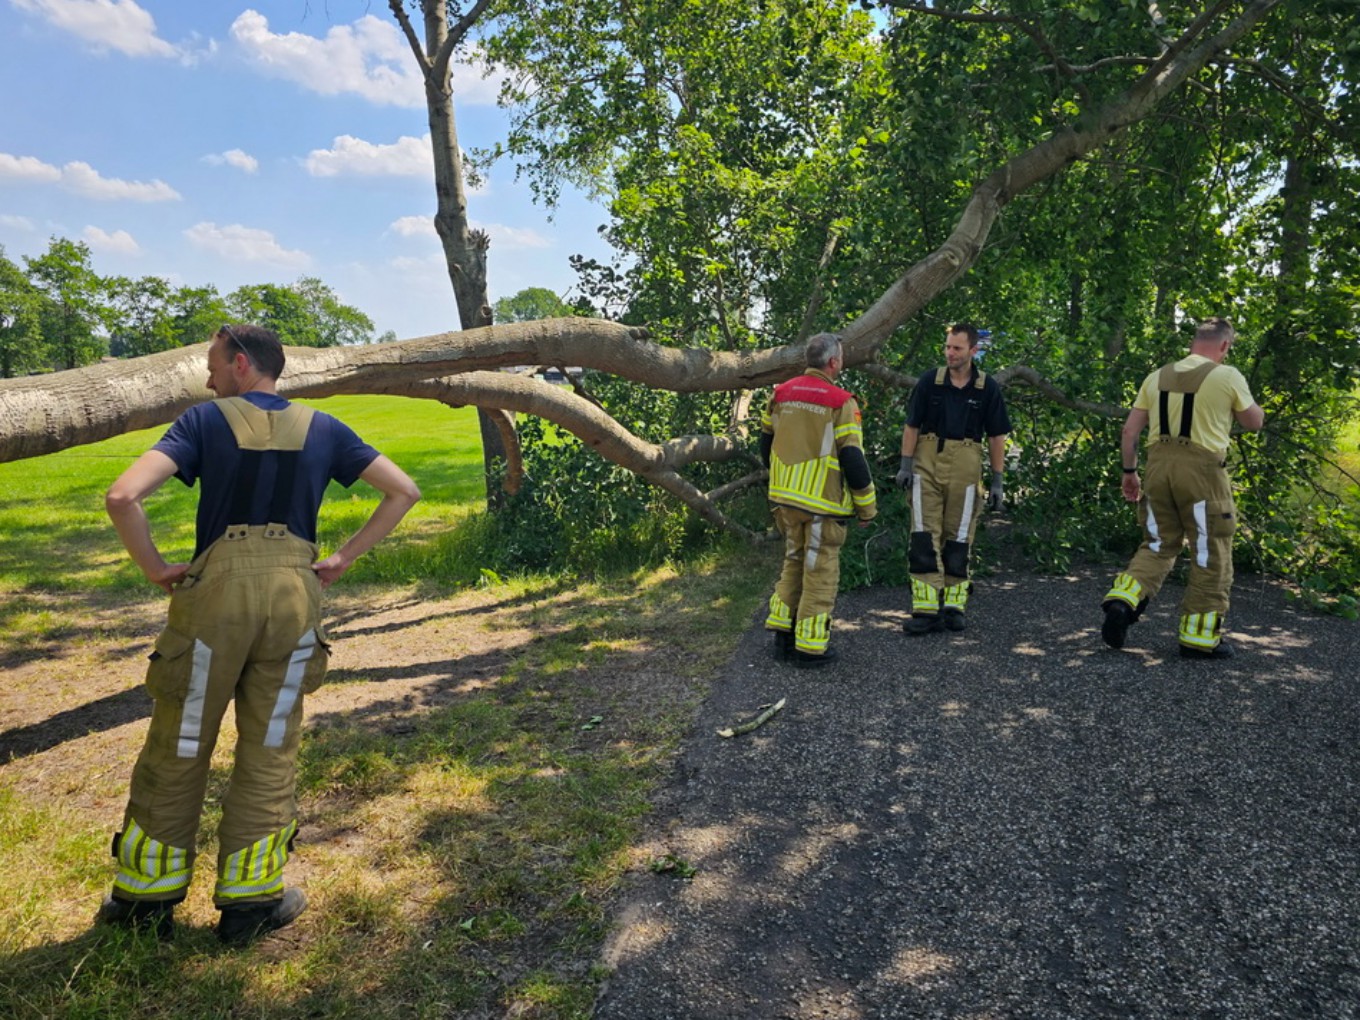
[2, 552, 771, 1019]
[0, 687, 152, 761]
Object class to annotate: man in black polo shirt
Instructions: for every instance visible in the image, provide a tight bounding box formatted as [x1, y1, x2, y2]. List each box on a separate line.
[895, 323, 1011, 635]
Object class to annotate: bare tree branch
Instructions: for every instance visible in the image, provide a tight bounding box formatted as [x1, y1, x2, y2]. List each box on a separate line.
[373, 372, 761, 539]
[842, 0, 1282, 356]
[990, 365, 1125, 417]
[386, 0, 431, 71]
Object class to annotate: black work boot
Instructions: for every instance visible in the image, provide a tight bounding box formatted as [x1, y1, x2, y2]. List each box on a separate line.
[1101, 601, 1135, 649]
[941, 608, 966, 632]
[793, 647, 839, 669]
[770, 629, 794, 661]
[217, 887, 307, 945]
[903, 614, 943, 636]
[95, 894, 177, 940]
[1179, 640, 1234, 660]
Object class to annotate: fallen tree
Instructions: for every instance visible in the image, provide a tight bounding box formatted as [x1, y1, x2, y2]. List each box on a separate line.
[0, 0, 1307, 545]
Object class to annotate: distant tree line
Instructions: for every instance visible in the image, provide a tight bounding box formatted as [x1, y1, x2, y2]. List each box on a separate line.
[0, 236, 390, 377]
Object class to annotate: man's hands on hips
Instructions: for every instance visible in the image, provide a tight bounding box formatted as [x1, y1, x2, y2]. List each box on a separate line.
[147, 562, 190, 594]
[312, 553, 353, 590]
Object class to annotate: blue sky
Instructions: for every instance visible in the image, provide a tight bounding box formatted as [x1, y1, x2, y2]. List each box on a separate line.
[0, 0, 613, 341]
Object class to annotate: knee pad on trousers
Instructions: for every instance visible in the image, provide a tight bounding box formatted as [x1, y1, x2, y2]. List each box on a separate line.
[942, 540, 970, 579]
[908, 532, 939, 574]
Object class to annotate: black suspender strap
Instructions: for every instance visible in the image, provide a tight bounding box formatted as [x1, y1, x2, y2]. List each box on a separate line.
[1179, 393, 1195, 438]
[1158, 390, 1171, 437]
[227, 449, 300, 527]
[269, 451, 300, 524]
[228, 450, 263, 525]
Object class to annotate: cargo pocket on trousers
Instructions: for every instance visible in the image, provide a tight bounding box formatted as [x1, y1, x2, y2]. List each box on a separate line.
[1205, 498, 1236, 539]
[300, 626, 333, 694]
[144, 626, 197, 703]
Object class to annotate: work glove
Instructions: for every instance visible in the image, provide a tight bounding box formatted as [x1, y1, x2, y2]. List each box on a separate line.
[987, 469, 1005, 512]
[894, 455, 915, 491]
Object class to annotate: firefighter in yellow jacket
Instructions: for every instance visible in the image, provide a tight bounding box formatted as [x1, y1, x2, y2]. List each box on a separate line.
[760, 332, 877, 667]
[1102, 317, 1264, 658]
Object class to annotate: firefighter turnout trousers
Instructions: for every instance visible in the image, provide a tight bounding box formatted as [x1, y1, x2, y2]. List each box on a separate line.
[1105, 438, 1237, 651]
[113, 527, 330, 906]
[765, 505, 849, 656]
[908, 436, 984, 611]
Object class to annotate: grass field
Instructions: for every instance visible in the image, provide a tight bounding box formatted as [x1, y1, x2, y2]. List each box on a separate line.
[0, 395, 486, 595]
[0, 394, 774, 1019]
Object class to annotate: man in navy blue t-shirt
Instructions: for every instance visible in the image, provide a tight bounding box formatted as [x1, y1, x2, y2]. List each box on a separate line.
[97, 324, 420, 943]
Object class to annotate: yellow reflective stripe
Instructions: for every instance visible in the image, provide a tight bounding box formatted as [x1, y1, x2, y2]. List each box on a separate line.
[215, 820, 296, 900]
[1104, 573, 1144, 608]
[765, 593, 793, 630]
[794, 613, 831, 653]
[1179, 611, 1220, 649]
[769, 454, 852, 514]
[943, 583, 969, 610]
[852, 489, 876, 507]
[911, 578, 940, 613]
[833, 423, 862, 440]
[112, 819, 193, 897]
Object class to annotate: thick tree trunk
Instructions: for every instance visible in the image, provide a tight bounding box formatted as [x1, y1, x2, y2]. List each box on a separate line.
[400, 0, 512, 508]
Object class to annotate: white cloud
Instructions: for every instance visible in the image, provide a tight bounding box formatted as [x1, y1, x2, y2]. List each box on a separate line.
[304, 134, 433, 178]
[184, 222, 310, 269]
[388, 215, 437, 239]
[11, 0, 178, 59]
[203, 149, 259, 175]
[0, 152, 62, 183]
[0, 214, 36, 231]
[82, 225, 140, 254]
[61, 161, 180, 201]
[230, 10, 422, 108]
[0, 151, 180, 201]
[229, 9, 504, 108]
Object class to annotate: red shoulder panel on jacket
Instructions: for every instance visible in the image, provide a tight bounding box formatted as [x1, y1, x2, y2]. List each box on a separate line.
[773, 375, 852, 408]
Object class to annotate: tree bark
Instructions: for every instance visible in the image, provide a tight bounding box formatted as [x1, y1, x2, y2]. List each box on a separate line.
[395, 0, 514, 507]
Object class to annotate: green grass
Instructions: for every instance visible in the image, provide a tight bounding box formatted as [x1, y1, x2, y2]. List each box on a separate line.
[0, 554, 774, 1020]
[1332, 409, 1360, 497]
[0, 396, 484, 594]
[0, 393, 776, 1018]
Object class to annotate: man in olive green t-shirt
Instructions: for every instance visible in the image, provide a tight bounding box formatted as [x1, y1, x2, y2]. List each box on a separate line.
[1102, 317, 1265, 659]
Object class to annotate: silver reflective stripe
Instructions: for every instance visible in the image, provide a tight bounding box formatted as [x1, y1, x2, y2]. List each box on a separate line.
[805, 518, 823, 571]
[954, 486, 977, 542]
[264, 630, 315, 748]
[911, 478, 923, 528]
[819, 420, 835, 458]
[177, 639, 213, 758]
[1193, 500, 1209, 567]
[1146, 504, 1162, 553]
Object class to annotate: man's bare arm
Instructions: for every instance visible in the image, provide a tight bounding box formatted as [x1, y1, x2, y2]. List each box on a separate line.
[106, 450, 187, 593]
[312, 455, 421, 589]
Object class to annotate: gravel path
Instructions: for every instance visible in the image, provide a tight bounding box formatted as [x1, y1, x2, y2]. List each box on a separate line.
[594, 564, 1359, 1019]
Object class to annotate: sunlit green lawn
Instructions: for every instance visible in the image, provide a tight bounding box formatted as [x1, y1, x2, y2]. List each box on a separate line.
[0, 395, 485, 593]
